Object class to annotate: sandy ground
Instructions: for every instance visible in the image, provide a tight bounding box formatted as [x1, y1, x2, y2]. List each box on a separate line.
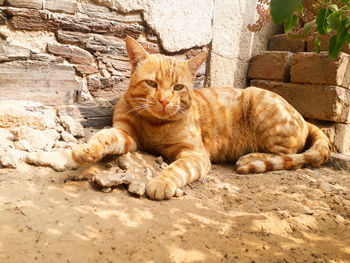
[0, 153, 349, 263]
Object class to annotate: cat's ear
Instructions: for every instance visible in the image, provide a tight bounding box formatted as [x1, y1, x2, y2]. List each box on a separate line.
[125, 35, 149, 71]
[187, 50, 208, 76]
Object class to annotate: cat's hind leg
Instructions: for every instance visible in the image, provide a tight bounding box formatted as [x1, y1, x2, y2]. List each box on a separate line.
[72, 128, 137, 165]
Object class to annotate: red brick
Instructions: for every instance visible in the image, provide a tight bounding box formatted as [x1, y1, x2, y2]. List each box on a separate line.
[290, 52, 350, 87]
[268, 34, 306, 53]
[250, 79, 350, 123]
[247, 51, 292, 81]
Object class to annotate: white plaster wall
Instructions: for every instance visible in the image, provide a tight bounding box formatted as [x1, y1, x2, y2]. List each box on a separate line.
[209, 0, 280, 88]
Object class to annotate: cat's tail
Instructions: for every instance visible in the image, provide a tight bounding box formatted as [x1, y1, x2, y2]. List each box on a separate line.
[236, 122, 332, 174]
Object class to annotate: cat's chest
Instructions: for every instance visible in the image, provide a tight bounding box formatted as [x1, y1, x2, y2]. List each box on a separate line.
[136, 119, 200, 151]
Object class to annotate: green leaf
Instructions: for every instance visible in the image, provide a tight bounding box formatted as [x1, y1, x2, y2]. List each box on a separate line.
[297, 3, 303, 15]
[270, 0, 302, 25]
[329, 35, 338, 59]
[303, 20, 316, 33]
[315, 35, 321, 53]
[316, 8, 333, 35]
[284, 14, 298, 33]
[327, 12, 343, 31]
[328, 4, 339, 12]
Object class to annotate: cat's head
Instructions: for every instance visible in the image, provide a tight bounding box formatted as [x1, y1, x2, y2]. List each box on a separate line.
[125, 36, 207, 120]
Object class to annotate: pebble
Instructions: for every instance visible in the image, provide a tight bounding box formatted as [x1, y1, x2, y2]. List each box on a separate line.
[318, 180, 332, 192]
[155, 156, 163, 165]
[128, 181, 146, 196]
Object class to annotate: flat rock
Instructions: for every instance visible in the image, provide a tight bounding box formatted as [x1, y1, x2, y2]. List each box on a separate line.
[0, 147, 24, 168]
[61, 130, 77, 143]
[0, 62, 78, 106]
[12, 126, 60, 151]
[26, 149, 78, 171]
[47, 43, 93, 65]
[127, 181, 146, 196]
[0, 100, 58, 130]
[92, 172, 133, 188]
[6, 0, 43, 9]
[0, 39, 31, 62]
[144, 0, 213, 52]
[60, 115, 85, 138]
[45, 0, 78, 14]
[0, 128, 15, 148]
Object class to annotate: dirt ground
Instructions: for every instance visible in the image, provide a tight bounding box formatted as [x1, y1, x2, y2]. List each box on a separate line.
[0, 153, 349, 263]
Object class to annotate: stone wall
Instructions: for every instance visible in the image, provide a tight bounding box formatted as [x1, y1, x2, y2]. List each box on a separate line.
[248, 35, 350, 154]
[0, 0, 214, 128]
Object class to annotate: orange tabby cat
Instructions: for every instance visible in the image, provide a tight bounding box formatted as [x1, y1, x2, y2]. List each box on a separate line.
[72, 36, 331, 200]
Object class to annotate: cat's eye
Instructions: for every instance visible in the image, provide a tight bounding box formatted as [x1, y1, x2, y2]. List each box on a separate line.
[145, 80, 158, 88]
[174, 84, 184, 91]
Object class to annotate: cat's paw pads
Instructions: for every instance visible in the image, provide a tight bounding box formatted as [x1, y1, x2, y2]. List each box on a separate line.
[146, 177, 177, 200]
[72, 143, 102, 165]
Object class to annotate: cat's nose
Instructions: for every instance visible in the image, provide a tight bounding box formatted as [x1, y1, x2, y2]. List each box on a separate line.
[159, 99, 170, 108]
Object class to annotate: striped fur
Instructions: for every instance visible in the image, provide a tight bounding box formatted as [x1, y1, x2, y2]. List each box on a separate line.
[72, 36, 331, 200]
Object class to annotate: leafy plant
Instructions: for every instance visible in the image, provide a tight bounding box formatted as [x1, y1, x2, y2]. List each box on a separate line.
[249, 0, 350, 59]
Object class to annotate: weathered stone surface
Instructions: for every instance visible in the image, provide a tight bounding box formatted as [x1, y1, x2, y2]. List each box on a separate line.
[45, 0, 78, 14]
[56, 30, 127, 56]
[0, 62, 78, 105]
[7, 8, 144, 38]
[26, 149, 78, 171]
[88, 76, 128, 102]
[61, 130, 77, 143]
[290, 52, 350, 88]
[7, 0, 43, 9]
[78, 3, 143, 23]
[30, 53, 64, 63]
[0, 128, 15, 148]
[91, 0, 147, 13]
[0, 100, 58, 129]
[247, 51, 292, 81]
[144, 0, 213, 52]
[0, 147, 23, 168]
[128, 181, 146, 196]
[0, 10, 6, 24]
[326, 153, 350, 172]
[47, 43, 93, 64]
[74, 65, 98, 75]
[92, 172, 133, 188]
[307, 34, 350, 54]
[85, 117, 112, 128]
[250, 80, 350, 123]
[268, 34, 306, 52]
[60, 115, 85, 138]
[12, 126, 60, 151]
[0, 39, 30, 62]
[0, 0, 4, 5]
[77, 105, 114, 119]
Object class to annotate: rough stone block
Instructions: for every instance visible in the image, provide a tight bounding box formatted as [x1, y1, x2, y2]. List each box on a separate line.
[74, 65, 99, 75]
[78, 3, 142, 23]
[45, 0, 78, 14]
[308, 119, 350, 154]
[6, 0, 43, 9]
[326, 153, 350, 172]
[0, 62, 78, 106]
[250, 80, 350, 123]
[307, 34, 350, 54]
[7, 8, 144, 39]
[290, 52, 350, 88]
[0, 10, 6, 24]
[247, 51, 292, 81]
[56, 31, 128, 57]
[47, 43, 93, 64]
[88, 76, 129, 102]
[268, 34, 306, 53]
[0, 40, 30, 62]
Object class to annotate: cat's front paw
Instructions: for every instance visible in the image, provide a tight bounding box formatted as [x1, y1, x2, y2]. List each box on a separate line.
[146, 177, 177, 200]
[72, 143, 103, 165]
